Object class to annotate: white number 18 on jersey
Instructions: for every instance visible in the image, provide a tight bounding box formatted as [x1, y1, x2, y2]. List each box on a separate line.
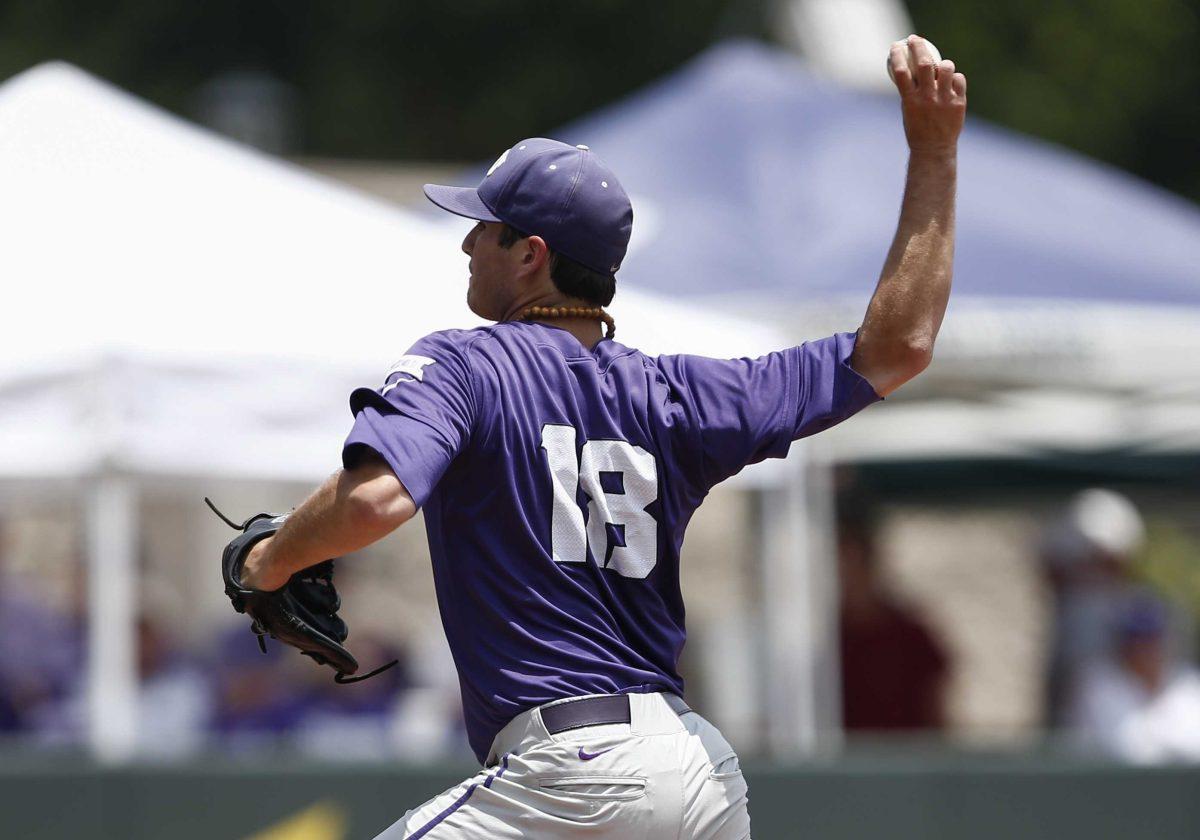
[541, 424, 659, 579]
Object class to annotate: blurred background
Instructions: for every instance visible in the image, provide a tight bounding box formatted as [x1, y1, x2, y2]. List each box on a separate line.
[2, 0, 1199, 837]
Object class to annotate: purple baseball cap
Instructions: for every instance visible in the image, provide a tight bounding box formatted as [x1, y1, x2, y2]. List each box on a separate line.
[424, 138, 633, 275]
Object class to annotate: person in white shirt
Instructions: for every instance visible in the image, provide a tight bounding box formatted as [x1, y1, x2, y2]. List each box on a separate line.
[1068, 595, 1200, 764]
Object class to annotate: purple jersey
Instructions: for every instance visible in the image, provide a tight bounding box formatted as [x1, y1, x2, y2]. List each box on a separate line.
[343, 321, 879, 762]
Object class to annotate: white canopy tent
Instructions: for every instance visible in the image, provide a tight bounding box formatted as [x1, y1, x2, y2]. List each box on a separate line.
[0, 64, 820, 759]
[0, 62, 790, 480]
[806, 301, 1200, 461]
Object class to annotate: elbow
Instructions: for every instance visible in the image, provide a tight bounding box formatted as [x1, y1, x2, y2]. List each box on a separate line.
[896, 339, 934, 380]
[858, 338, 934, 397]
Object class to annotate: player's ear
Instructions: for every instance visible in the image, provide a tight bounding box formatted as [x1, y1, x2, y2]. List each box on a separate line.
[522, 235, 551, 274]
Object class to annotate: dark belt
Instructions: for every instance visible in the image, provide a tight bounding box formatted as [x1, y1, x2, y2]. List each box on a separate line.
[540, 695, 631, 735]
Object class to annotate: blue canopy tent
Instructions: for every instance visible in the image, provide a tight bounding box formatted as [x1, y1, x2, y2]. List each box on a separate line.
[558, 39, 1200, 309]
[546, 40, 1200, 458]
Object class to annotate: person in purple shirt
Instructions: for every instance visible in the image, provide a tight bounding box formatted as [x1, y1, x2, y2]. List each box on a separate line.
[240, 36, 965, 839]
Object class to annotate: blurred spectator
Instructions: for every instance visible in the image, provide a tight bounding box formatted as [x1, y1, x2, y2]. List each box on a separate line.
[293, 634, 410, 761]
[211, 624, 309, 751]
[838, 499, 949, 731]
[1066, 595, 1200, 763]
[0, 547, 83, 737]
[387, 632, 471, 760]
[1041, 489, 1146, 725]
[134, 616, 212, 759]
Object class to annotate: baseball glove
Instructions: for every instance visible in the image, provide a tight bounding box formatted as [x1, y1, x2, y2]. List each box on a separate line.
[206, 497, 396, 684]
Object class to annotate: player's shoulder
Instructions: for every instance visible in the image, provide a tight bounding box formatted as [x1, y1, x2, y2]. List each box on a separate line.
[407, 327, 492, 354]
[368, 329, 489, 393]
[398, 327, 495, 368]
[646, 348, 731, 380]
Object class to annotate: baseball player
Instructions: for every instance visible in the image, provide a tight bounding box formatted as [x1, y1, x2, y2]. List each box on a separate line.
[234, 36, 965, 838]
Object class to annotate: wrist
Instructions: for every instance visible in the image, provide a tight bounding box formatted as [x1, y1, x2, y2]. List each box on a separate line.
[908, 147, 958, 165]
[241, 536, 286, 591]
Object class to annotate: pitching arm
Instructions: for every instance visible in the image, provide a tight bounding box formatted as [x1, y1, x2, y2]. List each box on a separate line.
[849, 35, 967, 397]
[240, 452, 416, 591]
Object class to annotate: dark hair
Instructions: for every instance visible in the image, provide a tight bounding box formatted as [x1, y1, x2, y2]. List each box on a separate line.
[498, 224, 616, 307]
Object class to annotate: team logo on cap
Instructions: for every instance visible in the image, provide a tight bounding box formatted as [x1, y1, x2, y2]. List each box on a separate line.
[486, 149, 510, 177]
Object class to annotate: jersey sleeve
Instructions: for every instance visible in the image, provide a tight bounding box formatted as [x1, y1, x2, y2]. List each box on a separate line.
[342, 331, 477, 508]
[657, 331, 881, 489]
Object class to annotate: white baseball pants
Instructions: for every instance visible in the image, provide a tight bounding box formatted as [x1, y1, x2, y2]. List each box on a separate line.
[374, 693, 752, 839]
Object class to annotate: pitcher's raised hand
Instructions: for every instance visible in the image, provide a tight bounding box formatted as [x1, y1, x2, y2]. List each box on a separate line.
[889, 35, 967, 155]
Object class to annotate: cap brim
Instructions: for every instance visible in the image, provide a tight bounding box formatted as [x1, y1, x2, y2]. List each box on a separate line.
[423, 184, 502, 223]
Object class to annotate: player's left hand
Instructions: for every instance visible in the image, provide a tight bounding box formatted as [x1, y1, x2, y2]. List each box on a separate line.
[889, 35, 967, 155]
[206, 497, 395, 684]
[241, 535, 286, 591]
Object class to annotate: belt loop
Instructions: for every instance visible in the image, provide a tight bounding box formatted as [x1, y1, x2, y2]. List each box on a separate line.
[532, 704, 551, 741]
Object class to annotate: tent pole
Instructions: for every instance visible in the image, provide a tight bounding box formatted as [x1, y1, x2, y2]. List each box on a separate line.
[759, 443, 817, 755]
[806, 446, 844, 750]
[86, 472, 138, 763]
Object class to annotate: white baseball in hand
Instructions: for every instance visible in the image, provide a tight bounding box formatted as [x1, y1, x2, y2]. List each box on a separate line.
[888, 35, 942, 83]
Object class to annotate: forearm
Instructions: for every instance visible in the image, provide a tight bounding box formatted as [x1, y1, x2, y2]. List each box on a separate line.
[855, 151, 957, 386]
[849, 35, 965, 397]
[242, 457, 415, 590]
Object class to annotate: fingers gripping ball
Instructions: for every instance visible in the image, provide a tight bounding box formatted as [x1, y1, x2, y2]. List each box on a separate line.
[888, 35, 942, 83]
[205, 497, 398, 684]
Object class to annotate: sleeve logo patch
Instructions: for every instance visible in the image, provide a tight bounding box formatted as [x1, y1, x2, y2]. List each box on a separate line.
[381, 355, 436, 395]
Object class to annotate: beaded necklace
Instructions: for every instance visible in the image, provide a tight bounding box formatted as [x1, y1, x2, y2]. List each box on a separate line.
[514, 305, 616, 340]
